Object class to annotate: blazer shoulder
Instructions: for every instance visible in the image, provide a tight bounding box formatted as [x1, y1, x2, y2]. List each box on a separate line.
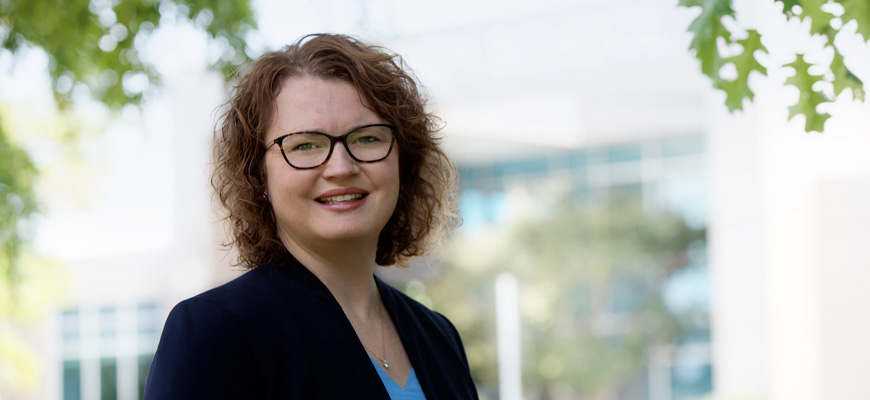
[182, 266, 300, 318]
[156, 267, 284, 358]
[145, 266, 309, 399]
[195, 266, 275, 301]
[145, 282, 266, 399]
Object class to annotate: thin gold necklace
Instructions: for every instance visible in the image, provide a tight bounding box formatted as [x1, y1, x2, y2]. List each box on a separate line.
[364, 295, 388, 369]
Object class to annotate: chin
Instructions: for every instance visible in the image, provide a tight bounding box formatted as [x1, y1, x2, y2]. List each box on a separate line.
[317, 225, 383, 243]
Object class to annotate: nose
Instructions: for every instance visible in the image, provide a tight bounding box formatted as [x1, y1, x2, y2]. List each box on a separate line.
[321, 142, 359, 179]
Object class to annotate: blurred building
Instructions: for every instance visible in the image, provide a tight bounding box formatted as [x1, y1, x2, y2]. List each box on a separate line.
[35, 71, 237, 400]
[455, 134, 711, 400]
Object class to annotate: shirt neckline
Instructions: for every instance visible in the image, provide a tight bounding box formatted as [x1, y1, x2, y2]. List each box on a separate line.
[368, 355, 419, 390]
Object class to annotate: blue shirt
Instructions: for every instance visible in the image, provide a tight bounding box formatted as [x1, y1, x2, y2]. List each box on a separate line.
[369, 356, 427, 400]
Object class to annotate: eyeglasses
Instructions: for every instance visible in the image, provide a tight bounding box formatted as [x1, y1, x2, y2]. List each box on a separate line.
[265, 124, 396, 169]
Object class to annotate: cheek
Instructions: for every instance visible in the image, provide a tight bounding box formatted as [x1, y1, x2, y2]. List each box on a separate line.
[265, 158, 306, 198]
[263, 154, 280, 185]
[264, 160, 282, 195]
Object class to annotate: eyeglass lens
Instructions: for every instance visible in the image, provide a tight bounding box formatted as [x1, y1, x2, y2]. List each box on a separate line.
[280, 125, 393, 168]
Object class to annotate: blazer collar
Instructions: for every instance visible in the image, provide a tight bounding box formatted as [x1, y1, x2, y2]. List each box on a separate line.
[268, 252, 454, 399]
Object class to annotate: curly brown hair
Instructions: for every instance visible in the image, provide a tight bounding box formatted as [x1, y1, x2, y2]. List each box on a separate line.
[212, 33, 458, 268]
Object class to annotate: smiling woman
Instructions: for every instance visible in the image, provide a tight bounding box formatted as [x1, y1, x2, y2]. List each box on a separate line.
[142, 34, 476, 399]
[264, 77, 402, 264]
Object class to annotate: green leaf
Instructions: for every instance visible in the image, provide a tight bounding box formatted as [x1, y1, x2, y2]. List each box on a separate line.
[716, 30, 768, 111]
[830, 50, 865, 101]
[679, 0, 735, 79]
[775, 0, 801, 17]
[800, 0, 835, 36]
[784, 54, 831, 133]
[775, 0, 834, 35]
[776, 0, 835, 35]
[837, 0, 870, 42]
[821, 25, 838, 46]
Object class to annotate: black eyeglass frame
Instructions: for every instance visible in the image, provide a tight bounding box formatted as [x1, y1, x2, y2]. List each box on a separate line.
[265, 124, 397, 170]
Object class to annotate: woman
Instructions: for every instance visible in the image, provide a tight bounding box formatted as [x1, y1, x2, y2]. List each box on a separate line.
[143, 34, 477, 399]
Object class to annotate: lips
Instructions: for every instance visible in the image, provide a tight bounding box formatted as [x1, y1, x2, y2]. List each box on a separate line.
[315, 188, 369, 205]
[316, 193, 367, 204]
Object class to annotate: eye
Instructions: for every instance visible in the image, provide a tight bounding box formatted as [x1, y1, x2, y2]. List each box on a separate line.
[348, 126, 392, 146]
[283, 133, 329, 152]
[291, 142, 322, 152]
[352, 135, 381, 144]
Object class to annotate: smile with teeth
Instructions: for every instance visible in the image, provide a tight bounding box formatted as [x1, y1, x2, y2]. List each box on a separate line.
[316, 193, 366, 205]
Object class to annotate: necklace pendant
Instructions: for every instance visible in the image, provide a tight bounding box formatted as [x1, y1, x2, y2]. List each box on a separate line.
[382, 359, 389, 369]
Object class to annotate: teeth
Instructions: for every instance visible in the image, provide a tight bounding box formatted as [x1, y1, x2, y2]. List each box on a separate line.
[318, 194, 364, 204]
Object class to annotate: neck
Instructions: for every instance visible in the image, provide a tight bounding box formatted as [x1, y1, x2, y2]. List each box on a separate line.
[281, 235, 382, 320]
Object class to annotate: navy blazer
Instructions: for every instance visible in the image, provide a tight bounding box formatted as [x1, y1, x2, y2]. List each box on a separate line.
[143, 254, 478, 399]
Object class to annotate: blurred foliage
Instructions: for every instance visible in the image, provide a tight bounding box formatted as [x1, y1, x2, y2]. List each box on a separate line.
[679, 0, 867, 133]
[0, 0, 256, 287]
[0, 0, 256, 108]
[424, 197, 706, 399]
[0, 251, 68, 394]
[0, 0, 255, 394]
[0, 122, 37, 289]
[0, 123, 41, 393]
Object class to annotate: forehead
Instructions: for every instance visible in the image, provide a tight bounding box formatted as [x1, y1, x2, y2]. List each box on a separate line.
[268, 76, 380, 138]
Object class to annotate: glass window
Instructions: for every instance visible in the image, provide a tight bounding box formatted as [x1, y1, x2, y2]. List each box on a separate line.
[60, 302, 162, 400]
[459, 190, 488, 232]
[568, 150, 587, 170]
[492, 157, 550, 179]
[137, 303, 158, 331]
[62, 310, 79, 340]
[663, 135, 704, 158]
[458, 165, 485, 191]
[63, 360, 81, 400]
[100, 306, 116, 339]
[607, 144, 642, 163]
[138, 354, 154, 399]
[100, 358, 117, 400]
[457, 190, 513, 228]
[671, 364, 713, 400]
